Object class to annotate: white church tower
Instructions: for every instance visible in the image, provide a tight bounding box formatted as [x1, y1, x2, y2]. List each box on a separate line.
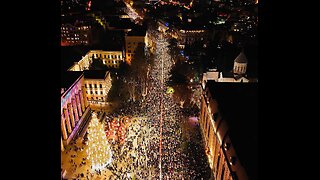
[233, 51, 248, 75]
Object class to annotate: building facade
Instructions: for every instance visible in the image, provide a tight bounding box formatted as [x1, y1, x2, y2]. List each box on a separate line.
[199, 81, 257, 180]
[233, 51, 247, 75]
[68, 50, 125, 71]
[83, 70, 112, 106]
[61, 72, 90, 151]
[174, 28, 210, 49]
[61, 24, 92, 46]
[125, 34, 146, 64]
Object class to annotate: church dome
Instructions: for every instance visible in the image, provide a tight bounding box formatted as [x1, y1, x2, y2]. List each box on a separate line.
[234, 51, 248, 63]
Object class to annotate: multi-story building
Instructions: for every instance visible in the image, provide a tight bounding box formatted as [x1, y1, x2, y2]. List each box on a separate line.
[61, 15, 93, 46]
[68, 50, 125, 71]
[125, 28, 146, 64]
[61, 71, 91, 151]
[199, 81, 258, 180]
[83, 70, 112, 106]
[173, 25, 211, 49]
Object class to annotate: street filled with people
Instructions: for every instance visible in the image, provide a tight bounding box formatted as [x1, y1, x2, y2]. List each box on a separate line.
[61, 31, 210, 179]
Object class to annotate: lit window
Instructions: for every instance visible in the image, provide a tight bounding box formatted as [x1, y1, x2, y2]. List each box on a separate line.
[230, 157, 237, 165]
[224, 143, 231, 150]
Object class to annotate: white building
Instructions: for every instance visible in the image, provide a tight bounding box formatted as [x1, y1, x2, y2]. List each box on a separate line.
[83, 70, 112, 106]
[68, 50, 124, 71]
[233, 51, 248, 75]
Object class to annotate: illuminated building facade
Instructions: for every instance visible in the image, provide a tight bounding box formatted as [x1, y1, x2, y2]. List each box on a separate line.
[199, 81, 258, 180]
[68, 50, 124, 71]
[61, 71, 90, 151]
[175, 27, 210, 48]
[125, 29, 146, 64]
[83, 70, 112, 106]
[61, 15, 93, 46]
[201, 52, 257, 83]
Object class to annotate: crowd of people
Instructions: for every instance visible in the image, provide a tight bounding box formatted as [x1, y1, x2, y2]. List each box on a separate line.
[61, 30, 210, 179]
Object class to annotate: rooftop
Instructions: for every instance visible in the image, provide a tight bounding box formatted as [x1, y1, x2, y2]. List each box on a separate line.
[234, 51, 248, 63]
[61, 71, 83, 90]
[83, 70, 109, 79]
[61, 46, 91, 72]
[61, 14, 94, 26]
[127, 26, 147, 36]
[207, 81, 258, 180]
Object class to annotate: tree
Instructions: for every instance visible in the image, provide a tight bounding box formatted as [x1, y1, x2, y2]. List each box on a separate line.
[168, 38, 180, 63]
[86, 112, 112, 171]
[89, 57, 107, 70]
[126, 42, 149, 102]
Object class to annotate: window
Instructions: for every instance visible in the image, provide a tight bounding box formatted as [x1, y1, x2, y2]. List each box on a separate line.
[108, 61, 110, 63]
[100, 84, 102, 88]
[90, 91, 93, 94]
[95, 91, 98, 94]
[87, 97, 89, 101]
[85, 84, 87, 88]
[230, 156, 237, 165]
[100, 91, 103, 94]
[128, 50, 131, 53]
[224, 143, 231, 150]
[101, 97, 104, 101]
[96, 97, 98, 100]
[108, 55, 110, 58]
[89, 84, 92, 88]
[94, 84, 97, 88]
[128, 54, 130, 57]
[216, 155, 220, 172]
[91, 97, 93, 100]
[104, 55, 106, 58]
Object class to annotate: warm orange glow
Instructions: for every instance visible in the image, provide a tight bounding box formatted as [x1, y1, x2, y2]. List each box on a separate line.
[256, 0, 258, 4]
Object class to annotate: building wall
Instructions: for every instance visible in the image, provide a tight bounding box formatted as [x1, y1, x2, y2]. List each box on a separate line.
[68, 50, 124, 71]
[176, 29, 209, 48]
[199, 86, 249, 180]
[125, 36, 145, 64]
[88, 50, 124, 68]
[61, 24, 92, 46]
[61, 75, 88, 150]
[233, 62, 247, 75]
[83, 73, 112, 106]
[218, 77, 249, 83]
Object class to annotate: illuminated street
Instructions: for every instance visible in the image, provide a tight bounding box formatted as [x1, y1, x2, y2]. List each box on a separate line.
[61, 0, 258, 179]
